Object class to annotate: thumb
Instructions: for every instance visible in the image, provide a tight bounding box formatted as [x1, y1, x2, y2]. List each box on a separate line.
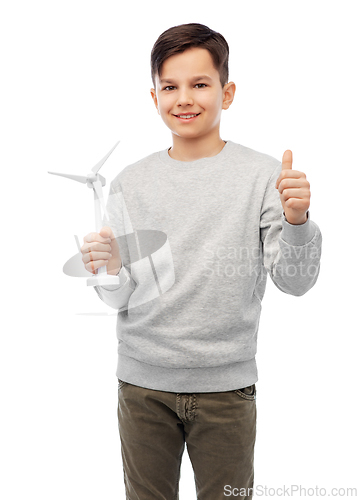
[282, 149, 293, 170]
[99, 226, 114, 240]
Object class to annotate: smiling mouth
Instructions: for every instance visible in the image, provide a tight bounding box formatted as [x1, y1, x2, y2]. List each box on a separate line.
[174, 113, 200, 119]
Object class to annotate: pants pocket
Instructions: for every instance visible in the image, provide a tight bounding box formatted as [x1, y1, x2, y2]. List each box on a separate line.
[118, 379, 127, 390]
[234, 384, 256, 400]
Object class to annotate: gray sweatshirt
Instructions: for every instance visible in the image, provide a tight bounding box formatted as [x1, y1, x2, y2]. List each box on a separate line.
[95, 140, 322, 393]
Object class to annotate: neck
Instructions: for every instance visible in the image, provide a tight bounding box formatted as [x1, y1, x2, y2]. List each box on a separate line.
[168, 132, 226, 162]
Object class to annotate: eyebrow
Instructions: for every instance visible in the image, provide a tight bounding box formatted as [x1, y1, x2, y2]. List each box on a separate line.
[159, 75, 213, 84]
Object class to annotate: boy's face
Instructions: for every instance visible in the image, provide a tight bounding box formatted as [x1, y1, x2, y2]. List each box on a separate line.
[150, 47, 235, 142]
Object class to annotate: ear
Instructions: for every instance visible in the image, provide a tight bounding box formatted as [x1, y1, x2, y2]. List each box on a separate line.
[150, 88, 160, 115]
[222, 81, 236, 110]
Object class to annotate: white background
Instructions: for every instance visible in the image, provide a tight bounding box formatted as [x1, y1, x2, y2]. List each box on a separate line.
[1, 0, 357, 498]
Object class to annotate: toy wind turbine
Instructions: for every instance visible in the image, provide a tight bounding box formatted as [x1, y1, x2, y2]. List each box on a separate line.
[48, 140, 121, 287]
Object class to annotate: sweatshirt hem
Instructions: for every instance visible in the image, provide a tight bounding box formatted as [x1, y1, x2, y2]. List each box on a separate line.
[115, 354, 258, 393]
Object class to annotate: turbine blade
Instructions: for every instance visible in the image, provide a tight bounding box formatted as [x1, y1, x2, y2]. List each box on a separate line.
[48, 171, 87, 184]
[97, 173, 106, 187]
[93, 180, 109, 220]
[91, 140, 120, 174]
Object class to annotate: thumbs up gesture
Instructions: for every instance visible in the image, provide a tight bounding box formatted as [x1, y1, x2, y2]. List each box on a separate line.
[275, 150, 311, 225]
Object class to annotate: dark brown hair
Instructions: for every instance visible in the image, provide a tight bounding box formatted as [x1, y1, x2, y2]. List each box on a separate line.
[151, 23, 229, 88]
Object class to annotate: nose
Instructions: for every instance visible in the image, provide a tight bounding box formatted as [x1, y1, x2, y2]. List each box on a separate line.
[176, 86, 194, 107]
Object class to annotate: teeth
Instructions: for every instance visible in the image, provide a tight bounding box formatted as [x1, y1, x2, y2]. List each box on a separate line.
[177, 114, 198, 119]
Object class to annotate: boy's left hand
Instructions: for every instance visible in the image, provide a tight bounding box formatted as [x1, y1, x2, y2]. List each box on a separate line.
[275, 150, 311, 225]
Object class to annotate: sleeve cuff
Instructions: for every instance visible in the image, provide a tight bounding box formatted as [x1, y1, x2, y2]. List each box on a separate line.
[100, 265, 131, 291]
[281, 210, 317, 246]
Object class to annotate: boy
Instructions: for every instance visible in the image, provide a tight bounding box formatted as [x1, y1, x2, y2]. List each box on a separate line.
[81, 23, 322, 500]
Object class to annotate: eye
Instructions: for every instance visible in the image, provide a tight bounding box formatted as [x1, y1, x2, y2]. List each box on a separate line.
[163, 86, 176, 91]
[195, 83, 207, 88]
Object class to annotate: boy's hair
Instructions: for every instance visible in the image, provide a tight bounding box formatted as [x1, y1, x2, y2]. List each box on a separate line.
[151, 23, 229, 88]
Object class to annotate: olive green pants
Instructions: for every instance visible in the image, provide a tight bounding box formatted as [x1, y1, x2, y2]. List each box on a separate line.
[117, 379, 256, 500]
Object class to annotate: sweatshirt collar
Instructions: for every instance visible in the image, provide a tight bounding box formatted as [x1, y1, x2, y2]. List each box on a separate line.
[158, 140, 234, 170]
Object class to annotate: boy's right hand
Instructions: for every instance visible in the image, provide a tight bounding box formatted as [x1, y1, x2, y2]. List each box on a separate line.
[81, 226, 122, 276]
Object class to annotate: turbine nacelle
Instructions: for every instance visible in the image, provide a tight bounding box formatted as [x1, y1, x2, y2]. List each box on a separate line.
[86, 172, 105, 188]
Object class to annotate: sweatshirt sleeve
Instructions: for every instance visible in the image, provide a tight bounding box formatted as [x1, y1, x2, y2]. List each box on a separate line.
[94, 264, 137, 310]
[260, 162, 323, 296]
[93, 179, 137, 310]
